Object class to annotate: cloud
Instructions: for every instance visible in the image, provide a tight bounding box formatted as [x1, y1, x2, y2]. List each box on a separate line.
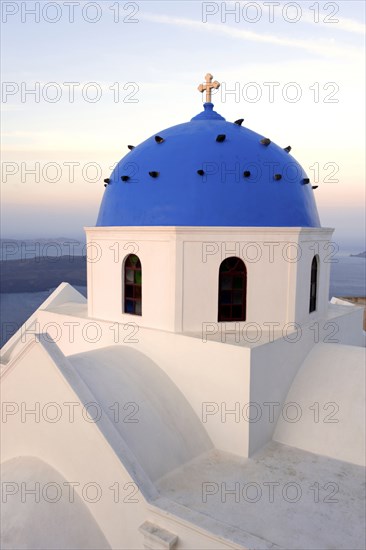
[224, 1, 364, 35]
[300, 12, 364, 35]
[141, 13, 362, 59]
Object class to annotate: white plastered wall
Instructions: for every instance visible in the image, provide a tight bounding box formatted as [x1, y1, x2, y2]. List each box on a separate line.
[0, 340, 150, 550]
[85, 226, 334, 334]
[294, 229, 334, 325]
[85, 228, 178, 332]
[0, 338, 249, 549]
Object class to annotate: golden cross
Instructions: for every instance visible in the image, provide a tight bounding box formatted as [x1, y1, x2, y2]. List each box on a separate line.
[198, 73, 220, 103]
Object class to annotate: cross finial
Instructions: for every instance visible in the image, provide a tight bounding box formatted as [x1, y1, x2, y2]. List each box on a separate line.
[198, 73, 220, 103]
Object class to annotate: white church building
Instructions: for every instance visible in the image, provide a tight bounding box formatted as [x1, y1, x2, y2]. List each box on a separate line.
[1, 74, 365, 550]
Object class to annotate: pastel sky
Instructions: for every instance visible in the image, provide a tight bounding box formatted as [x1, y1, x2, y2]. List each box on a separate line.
[1, 0, 365, 248]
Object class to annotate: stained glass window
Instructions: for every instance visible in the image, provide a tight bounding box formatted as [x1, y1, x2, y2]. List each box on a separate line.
[124, 254, 142, 315]
[218, 257, 247, 322]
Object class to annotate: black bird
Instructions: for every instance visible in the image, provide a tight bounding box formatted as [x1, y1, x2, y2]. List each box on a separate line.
[284, 146, 292, 153]
[149, 171, 159, 178]
[155, 135, 164, 144]
[243, 171, 251, 178]
[128, 145, 135, 151]
[274, 174, 282, 181]
[216, 134, 226, 142]
[261, 138, 271, 146]
[104, 178, 110, 184]
[312, 185, 318, 190]
[234, 118, 244, 126]
[197, 169, 205, 176]
[121, 176, 130, 182]
[302, 178, 310, 184]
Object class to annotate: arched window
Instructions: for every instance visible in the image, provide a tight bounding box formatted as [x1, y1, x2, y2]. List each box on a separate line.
[218, 257, 247, 322]
[123, 254, 142, 315]
[309, 255, 318, 313]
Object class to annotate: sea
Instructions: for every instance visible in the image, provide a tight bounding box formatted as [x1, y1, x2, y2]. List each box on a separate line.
[328, 252, 366, 298]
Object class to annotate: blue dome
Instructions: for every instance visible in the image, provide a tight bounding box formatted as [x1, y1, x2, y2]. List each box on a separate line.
[96, 103, 321, 227]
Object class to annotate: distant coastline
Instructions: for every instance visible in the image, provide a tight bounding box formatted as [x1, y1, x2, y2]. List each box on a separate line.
[0, 255, 86, 293]
[350, 251, 366, 258]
